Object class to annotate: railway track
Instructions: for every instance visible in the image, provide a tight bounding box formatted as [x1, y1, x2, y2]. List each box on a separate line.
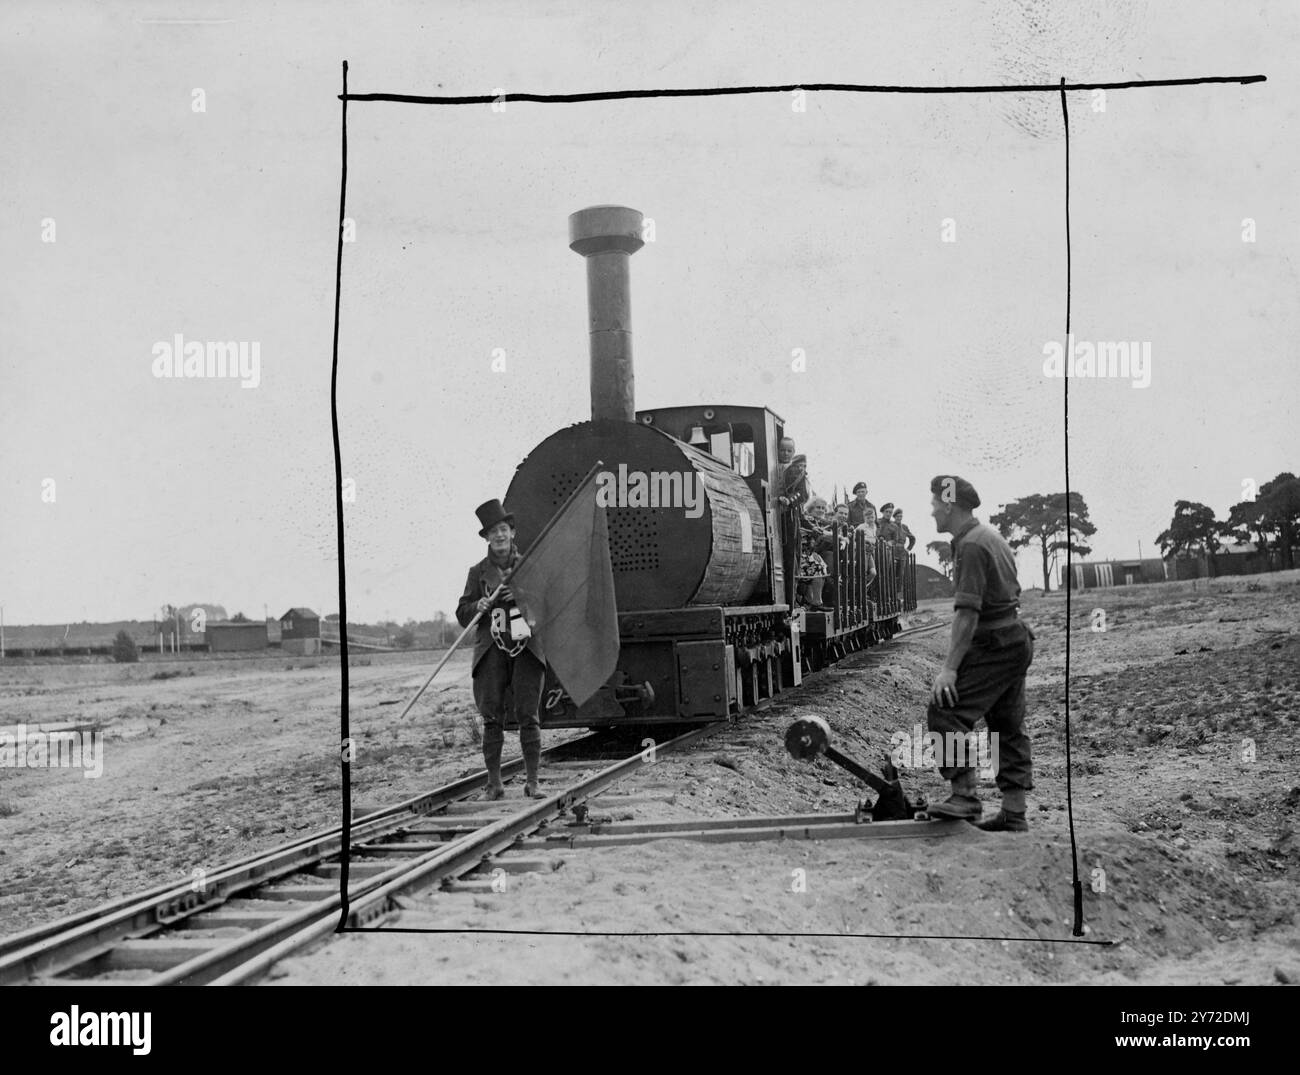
[894, 619, 947, 638]
[0, 725, 722, 986]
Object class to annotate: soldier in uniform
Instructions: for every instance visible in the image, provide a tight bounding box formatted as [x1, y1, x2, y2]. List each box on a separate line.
[893, 509, 916, 552]
[847, 482, 879, 593]
[847, 482, 877, 536]
[925, 476, 1035, 831]
[455, 499, 547, 799]
[876, 503, 899, 545]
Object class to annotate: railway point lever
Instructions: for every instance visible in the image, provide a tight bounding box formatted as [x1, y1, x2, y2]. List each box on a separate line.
[784, 715, 925, 822]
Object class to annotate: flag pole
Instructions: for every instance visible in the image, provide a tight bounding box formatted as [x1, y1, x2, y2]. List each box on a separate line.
[397, 459, 606, 720]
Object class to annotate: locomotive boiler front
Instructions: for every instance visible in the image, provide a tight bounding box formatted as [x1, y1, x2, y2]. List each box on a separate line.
[506, 420, 766, 611]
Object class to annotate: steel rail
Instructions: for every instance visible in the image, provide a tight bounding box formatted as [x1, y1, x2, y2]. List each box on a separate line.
[0, 732, 608, 983]
[205, 722, 724, 985]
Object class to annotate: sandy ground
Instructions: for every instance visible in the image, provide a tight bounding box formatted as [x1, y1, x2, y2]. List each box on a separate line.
[2, 574, 1297, 985]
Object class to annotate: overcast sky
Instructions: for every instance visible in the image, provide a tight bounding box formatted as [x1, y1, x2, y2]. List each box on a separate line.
[2, 1, 1295, 625]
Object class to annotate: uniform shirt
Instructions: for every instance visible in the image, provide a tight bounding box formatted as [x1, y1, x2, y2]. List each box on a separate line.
[877, 519, 900, 544]
[951, 518, 1020, 622]
[897, 522, 916, 551]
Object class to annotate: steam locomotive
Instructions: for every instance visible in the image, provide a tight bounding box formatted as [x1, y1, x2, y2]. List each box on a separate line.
[504, 206, 917, 728]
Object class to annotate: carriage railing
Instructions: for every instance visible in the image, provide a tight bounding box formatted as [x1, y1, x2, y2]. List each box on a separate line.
[819, 523, 915, 623]
[825, 523, 880, 628]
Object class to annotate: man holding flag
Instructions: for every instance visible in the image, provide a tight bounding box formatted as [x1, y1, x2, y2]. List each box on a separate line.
[454, 466, 619, 799]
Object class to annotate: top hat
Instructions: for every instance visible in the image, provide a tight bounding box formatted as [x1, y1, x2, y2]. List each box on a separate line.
[475, 499, 515, 537]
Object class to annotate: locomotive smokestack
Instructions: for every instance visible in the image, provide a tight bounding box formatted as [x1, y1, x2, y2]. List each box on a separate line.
[569, 205, 644, 422]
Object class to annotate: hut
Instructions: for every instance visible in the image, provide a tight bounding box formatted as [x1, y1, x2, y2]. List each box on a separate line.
[279, 607, 322, 656]
[206, 621, 269, 653]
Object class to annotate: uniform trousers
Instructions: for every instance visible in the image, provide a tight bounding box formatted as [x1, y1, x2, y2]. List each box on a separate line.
[925, 620, 1034, 796]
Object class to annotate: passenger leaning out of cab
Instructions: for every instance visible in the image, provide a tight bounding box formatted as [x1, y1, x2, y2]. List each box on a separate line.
[777, 437, 811, 604]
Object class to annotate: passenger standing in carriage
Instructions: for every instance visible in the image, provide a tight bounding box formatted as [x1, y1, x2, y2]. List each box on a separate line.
[876, 503, 906, 596]
[797, 496, 831, 609]
[848, 482, 877, 539]
[847, 481, 879, 592]
[777, 436, 811, 606]
[925, 476, 1035, 832]
[455, 499, 547, 800]
[894, 509, 916, 552]
[877, 503, 899, 545]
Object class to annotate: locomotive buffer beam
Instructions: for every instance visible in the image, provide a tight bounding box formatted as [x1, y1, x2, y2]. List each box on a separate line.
[784, 716, 926, 823]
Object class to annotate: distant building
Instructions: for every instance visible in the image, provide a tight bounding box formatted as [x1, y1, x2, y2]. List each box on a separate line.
[914, 564, 955, 600]
[206, 621, 269, 653]
[1067, 558, 1169, 589]
[279, 607, 321, 656]
[1210, 541, 1275, 577]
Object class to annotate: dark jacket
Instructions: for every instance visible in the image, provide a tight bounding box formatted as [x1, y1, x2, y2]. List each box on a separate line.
[455, 552, 546, 672]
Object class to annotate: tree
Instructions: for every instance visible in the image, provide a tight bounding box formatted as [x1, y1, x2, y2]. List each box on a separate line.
[926, 540, 954, 579]
[231, 611, 249, 623]
[990, 492, 1096, 592]
[1155, 500, 1223, 568]
[112, 629, 139, 663]
[1224, 472, 1300, 571]
[394, 626, 416, 649]
[1260, 473, 1300, 570]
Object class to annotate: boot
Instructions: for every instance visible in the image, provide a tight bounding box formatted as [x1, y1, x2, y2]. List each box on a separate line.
[482, 738, 505, 800]
[977, 789, 1027, 832]
[522, 737, 542, 798]
[976, 809, 1027, 832]
[928, 769, 982, 821]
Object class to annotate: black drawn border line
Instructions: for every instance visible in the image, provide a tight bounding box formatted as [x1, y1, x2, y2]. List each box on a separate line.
[330, 62, 1267, 947]
[341, 74, 1264, 104]
[1059, 78, 1083, 936]
[332, 60, 352, 930]
[341, 926, 1117, 945]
